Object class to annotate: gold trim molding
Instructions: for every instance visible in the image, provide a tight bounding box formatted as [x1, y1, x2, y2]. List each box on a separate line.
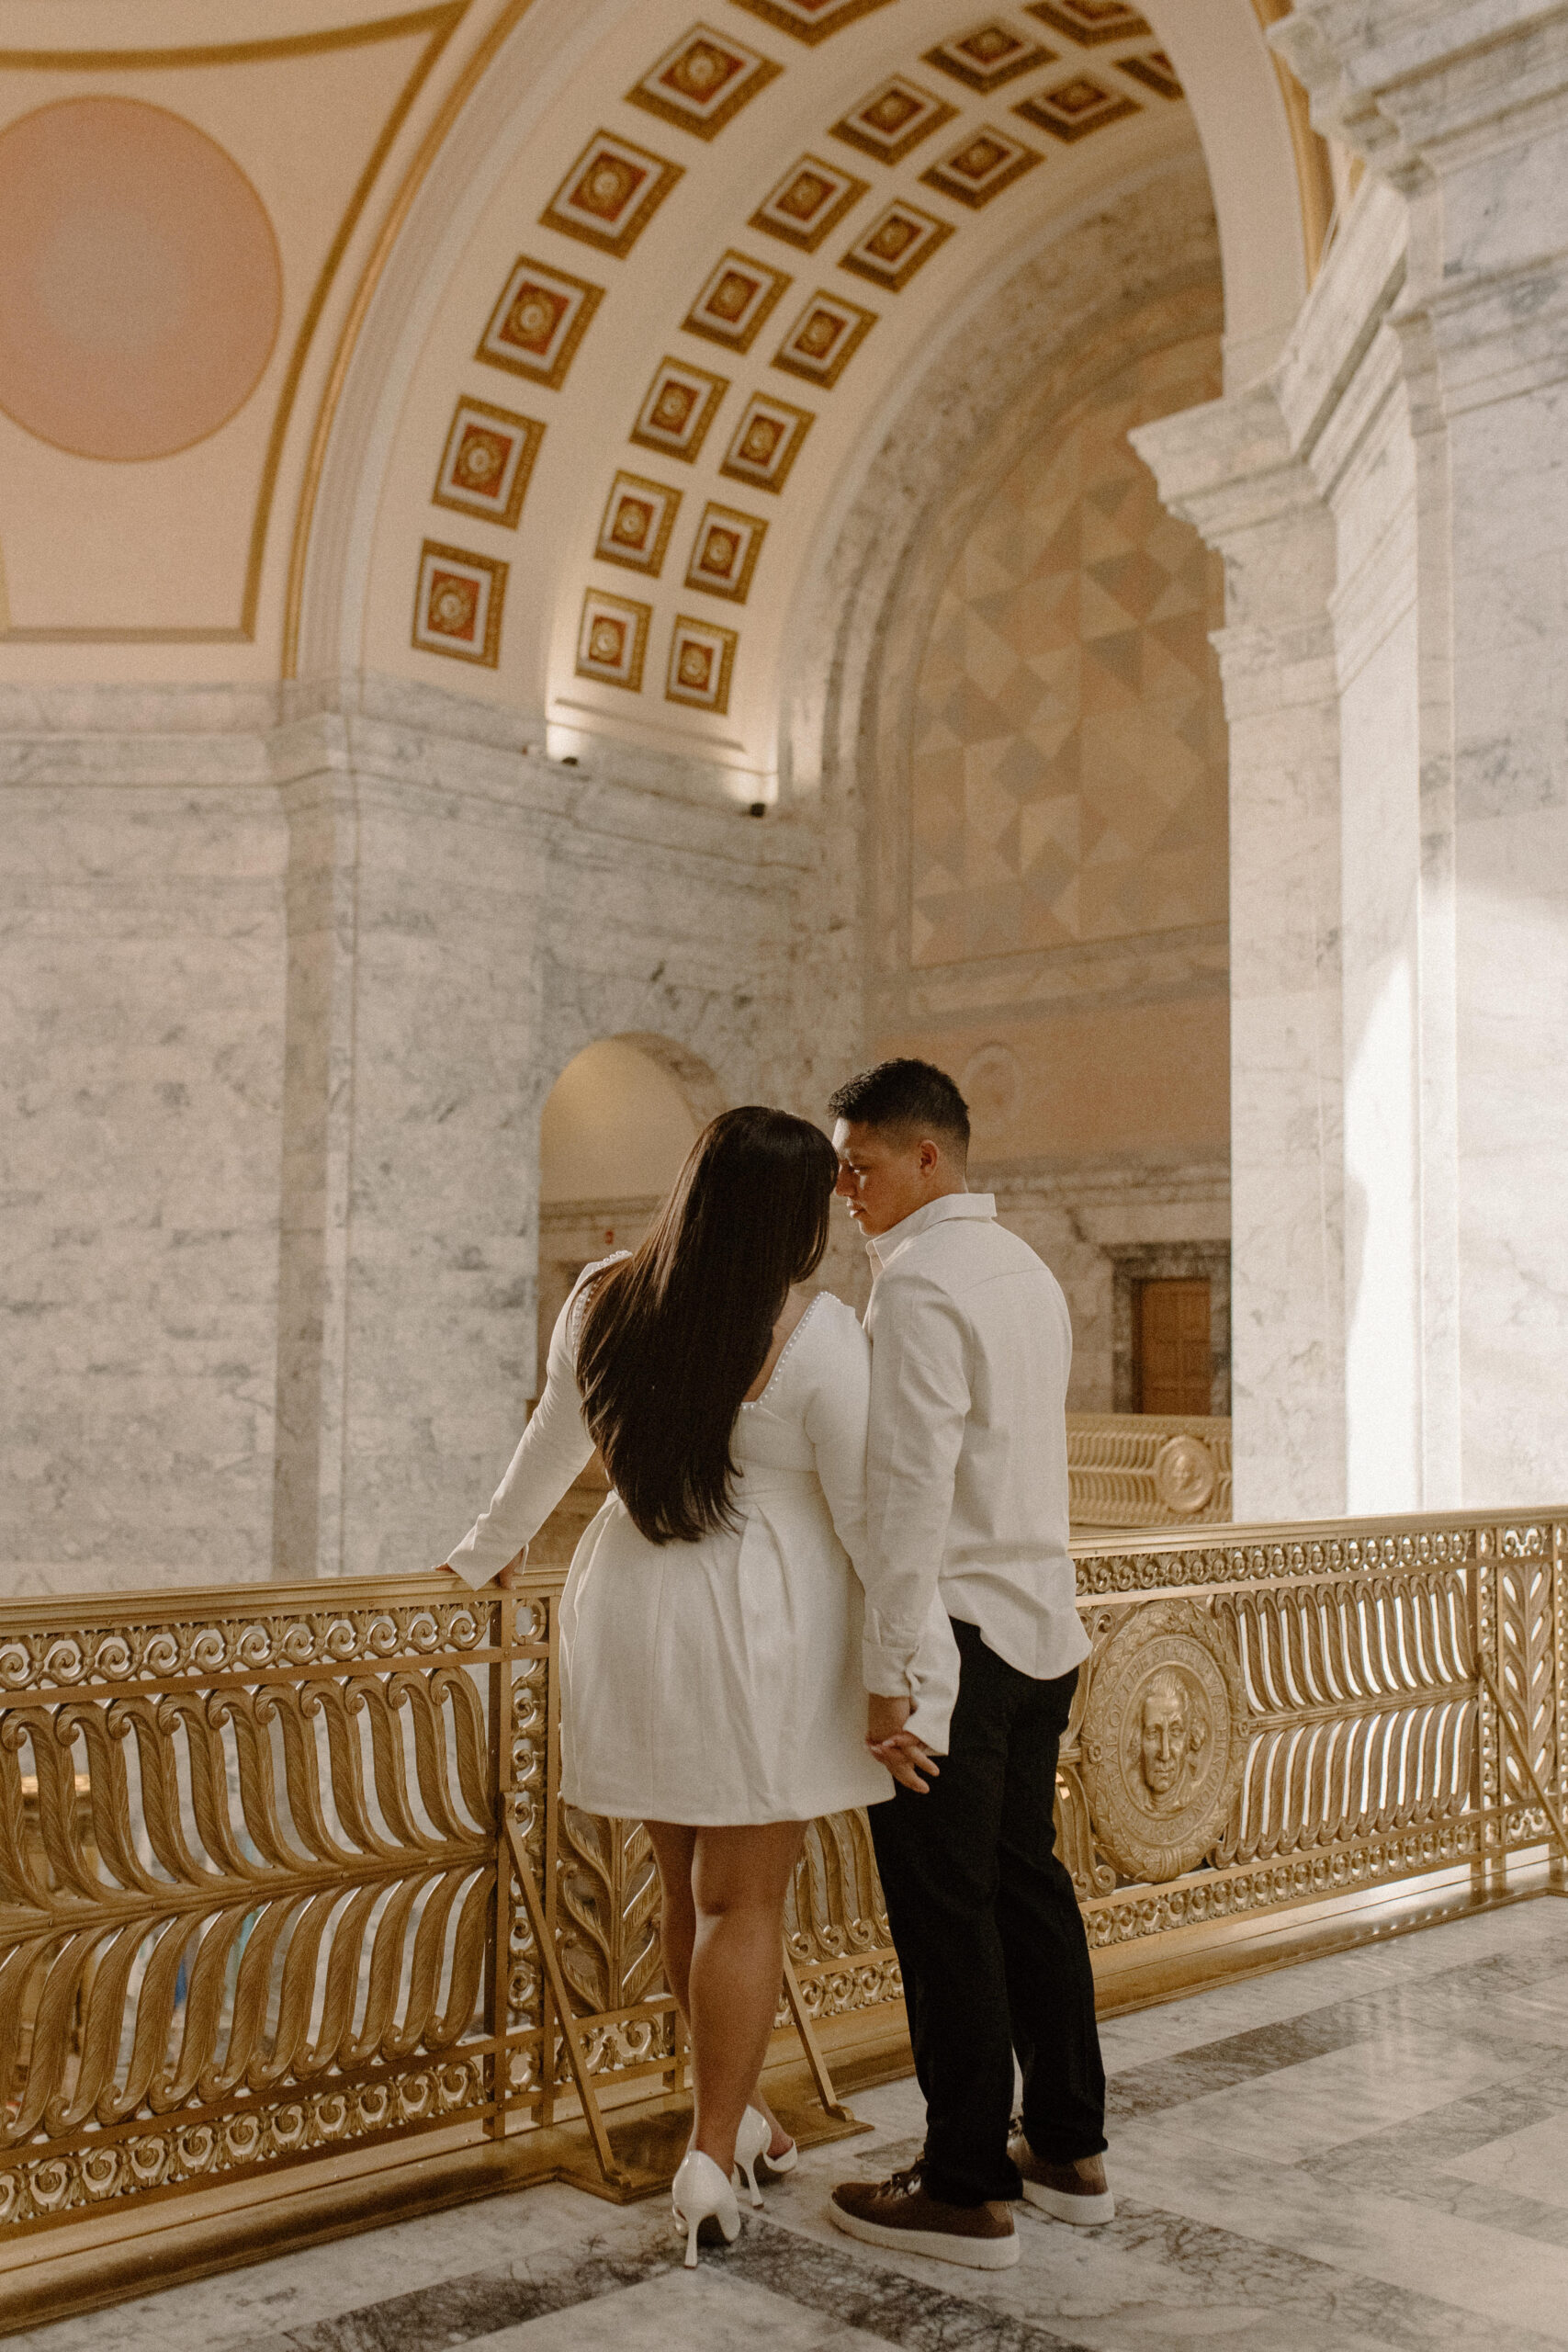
[282, 0, 541, 678]
[0, 6, 469, 648]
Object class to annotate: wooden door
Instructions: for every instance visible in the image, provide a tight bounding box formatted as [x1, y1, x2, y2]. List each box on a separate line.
[1134, 1279, 1212, 1416]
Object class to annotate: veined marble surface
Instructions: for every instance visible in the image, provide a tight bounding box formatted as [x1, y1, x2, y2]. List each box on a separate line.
[18, 1894, 1567, 2352]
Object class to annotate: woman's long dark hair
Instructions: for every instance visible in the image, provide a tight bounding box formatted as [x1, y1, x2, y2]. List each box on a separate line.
[576, 1105, 838, 1544]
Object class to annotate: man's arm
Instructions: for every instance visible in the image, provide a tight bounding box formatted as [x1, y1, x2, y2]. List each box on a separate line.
[862, 1271, 970, 1699]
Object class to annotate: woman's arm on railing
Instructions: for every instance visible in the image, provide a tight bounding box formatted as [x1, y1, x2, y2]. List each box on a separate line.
[435, 1283, 600, 1589]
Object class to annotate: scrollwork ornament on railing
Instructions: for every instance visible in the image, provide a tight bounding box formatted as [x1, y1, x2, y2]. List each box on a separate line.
[0, 1595, 491, 1694]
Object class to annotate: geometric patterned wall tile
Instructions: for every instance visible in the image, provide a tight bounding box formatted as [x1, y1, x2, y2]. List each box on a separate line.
[626, 24, 782, 140]
[840, 199, 953, 290]
[629, 355, 730, 459]
[908, 339, 1226, 967]
[728, 0, 897, 44]
[922, 22, 1055, 92]
[919, 124, 1042, 208]
[682, 250, 795, 350]
[667, 613, 739, 711]
[1013, 74, 1139, 140]
[412, 541, 507, 667]
[475, 256, 603, 390]
[718, 390, 815, 491]
[1024, 0, 1151, 43]
[830, 74, 958, 164]
[540, 130, 683, 257]
[431, 397, 544, 528]
[750, 153, 870, 251]
[576, 588, 651, 689]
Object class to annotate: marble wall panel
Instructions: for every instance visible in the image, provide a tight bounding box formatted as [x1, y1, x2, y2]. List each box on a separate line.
[0, 680, 842, 1596]
[0, 768, 288, 1591]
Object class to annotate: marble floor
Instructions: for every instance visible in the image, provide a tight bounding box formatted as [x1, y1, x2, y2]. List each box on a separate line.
[16, 1894, 1568, 2352]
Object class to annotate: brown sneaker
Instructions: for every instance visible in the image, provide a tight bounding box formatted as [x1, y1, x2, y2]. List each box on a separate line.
[829, 2163, 1020, 2269]
[1007, 2132, 1115, 2225]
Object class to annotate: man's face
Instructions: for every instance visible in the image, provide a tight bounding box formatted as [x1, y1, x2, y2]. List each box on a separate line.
[832, 1119, 936, 1240]
[1140, 1686, 1189, 1801]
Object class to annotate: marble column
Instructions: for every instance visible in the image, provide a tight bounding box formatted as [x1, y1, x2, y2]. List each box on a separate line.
[1131, 385, 1346, 1521]
[1141, 0, 1568, 1516]
[1277, 1, 1568, 1507]
[271, 700, 544, 1581]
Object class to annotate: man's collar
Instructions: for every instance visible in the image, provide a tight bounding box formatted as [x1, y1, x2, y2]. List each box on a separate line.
[865, 1191, 996, 1275]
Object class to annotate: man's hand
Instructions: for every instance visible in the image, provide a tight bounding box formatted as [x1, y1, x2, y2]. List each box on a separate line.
[867, 1690, 939, 1794]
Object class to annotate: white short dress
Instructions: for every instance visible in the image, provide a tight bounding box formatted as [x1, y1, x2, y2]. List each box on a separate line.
[441, 1264, 957, 1826]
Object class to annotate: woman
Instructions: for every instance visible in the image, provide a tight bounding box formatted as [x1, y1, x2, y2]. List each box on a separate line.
[438, 1106, 954, 2264]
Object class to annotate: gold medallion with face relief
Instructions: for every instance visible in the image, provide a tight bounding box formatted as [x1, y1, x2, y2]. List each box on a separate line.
[1079, 1600, 1246, 1883]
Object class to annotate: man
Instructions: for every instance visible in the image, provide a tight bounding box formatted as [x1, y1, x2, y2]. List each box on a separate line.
[826, 1057, 1111, 2271]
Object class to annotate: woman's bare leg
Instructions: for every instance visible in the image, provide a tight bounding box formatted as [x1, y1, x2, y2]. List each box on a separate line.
[647, 1820, 697, 2025]
[646, 1818, 806, 2175]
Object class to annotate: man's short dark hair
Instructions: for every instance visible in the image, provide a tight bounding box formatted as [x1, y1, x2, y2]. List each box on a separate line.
[829, 1057, 970, 1153]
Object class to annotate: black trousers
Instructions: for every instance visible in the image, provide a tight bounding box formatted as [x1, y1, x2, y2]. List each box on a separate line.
[870, 1618, 1106, 2206]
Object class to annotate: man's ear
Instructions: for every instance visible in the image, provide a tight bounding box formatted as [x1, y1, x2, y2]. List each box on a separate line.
[918, 1137, 941, 1175]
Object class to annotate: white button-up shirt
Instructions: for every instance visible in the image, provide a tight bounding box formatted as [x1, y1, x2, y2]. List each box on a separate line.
[861, 1192, 1089, 1693]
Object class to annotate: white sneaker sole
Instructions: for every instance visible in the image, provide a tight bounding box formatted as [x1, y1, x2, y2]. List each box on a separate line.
[1020, 2179, 1116, 2226]
[829, 2198, 1021, 2268]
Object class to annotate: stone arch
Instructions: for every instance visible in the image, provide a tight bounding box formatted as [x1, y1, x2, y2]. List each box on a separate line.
[532, 1025, 725, 1398]
[290, 0, 1310, 753]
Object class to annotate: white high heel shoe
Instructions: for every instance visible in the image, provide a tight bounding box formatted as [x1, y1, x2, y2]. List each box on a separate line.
[732, 2106, 772, 2208]
[735, 2104, 795, 2199]
[671, 2148, 740, 2268]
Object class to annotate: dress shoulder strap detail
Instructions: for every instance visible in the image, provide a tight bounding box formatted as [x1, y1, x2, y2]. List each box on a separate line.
[739, 1289, 827, 1410]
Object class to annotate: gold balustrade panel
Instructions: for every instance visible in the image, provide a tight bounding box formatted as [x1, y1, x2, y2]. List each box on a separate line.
[1067, 1412, 1234, 1529]
[0, 1506, 1562, 2327]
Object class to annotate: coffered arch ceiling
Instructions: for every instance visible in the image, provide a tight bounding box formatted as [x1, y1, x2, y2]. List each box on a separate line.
[307, 0, 1317, 793]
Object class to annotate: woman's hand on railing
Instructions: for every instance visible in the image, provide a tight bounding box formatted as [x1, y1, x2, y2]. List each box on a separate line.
[434, 1555, 527, 1590]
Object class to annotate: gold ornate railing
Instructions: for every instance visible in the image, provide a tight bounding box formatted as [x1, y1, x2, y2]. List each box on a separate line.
[1067, 1412, 1233, 1528]
[0, 1507, 1562, 2327]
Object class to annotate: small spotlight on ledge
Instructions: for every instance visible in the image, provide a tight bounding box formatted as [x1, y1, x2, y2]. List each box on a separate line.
[560, 755, 580, 767]
[748, 801, 766, 819]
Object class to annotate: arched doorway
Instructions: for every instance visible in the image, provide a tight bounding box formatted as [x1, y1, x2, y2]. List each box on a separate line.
[530, 1034, 718, 1562]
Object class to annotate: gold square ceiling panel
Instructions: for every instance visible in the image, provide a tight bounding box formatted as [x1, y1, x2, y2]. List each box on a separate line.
[682, 250, 794, 350]
[629, 356, 729, 460]
[727, 0, 897, 43]
[1013, 74, 1139, 139]
[923, 20, 1055, 93]
[540, 130, 683, 257]
[1118, 48, 1184, 98]
[830, 74, 959, 164]
[667, 613, 739, 712]
[718, 390, 815, 492]
[750, 154, 870, 252]
[626, 24, 783, 140]
[771, 288, 878, 386]
[839, 200, 953, 292]
[594, 471, 682, 576]
[431, 398, 543, 529]
[919, 124, 1043, 208]
[475, 256, 603, 390]
[576, 588, 651, 690]
[1024, 0, 1151, 42]
[412, 541, 506, 668]
[684, 500, 769, 601]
